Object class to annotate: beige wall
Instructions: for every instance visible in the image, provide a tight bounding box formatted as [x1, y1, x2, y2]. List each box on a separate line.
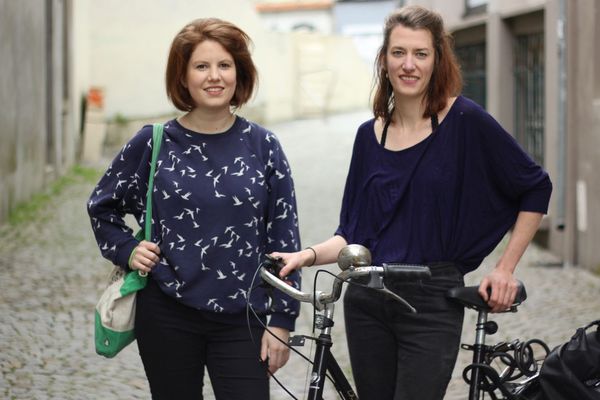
[568, 0, 600, 271]
[84, 0, 264, 119]
[80, 0, 372, 130]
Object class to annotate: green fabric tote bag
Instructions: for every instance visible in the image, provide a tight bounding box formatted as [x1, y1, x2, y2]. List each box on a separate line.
[94, 123, 163, 358]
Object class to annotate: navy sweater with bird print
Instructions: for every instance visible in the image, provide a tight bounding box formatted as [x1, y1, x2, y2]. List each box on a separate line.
[88, 116, 301, 330]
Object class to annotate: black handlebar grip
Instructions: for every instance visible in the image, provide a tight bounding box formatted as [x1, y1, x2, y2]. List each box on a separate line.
[383, 264, 431, 281]
[263, 254, 285, 276]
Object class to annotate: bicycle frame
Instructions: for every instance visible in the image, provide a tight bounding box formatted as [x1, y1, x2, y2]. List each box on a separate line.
[447, 282, 542, 400]
[300, 304, 358, 400]
[260, 250, 431, 400]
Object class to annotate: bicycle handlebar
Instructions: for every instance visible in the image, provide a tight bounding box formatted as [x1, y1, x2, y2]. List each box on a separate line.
[260, 260, 431, 312]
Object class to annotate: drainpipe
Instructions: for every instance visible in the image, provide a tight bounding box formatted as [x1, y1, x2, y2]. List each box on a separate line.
[556, 0, 566, 233]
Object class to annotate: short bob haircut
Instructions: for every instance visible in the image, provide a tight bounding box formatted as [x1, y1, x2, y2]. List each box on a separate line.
[372, 5, 462, 121]
[166, 18, 258, 111]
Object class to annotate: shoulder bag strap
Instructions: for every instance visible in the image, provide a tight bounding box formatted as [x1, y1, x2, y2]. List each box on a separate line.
[143, 123, 164, 241]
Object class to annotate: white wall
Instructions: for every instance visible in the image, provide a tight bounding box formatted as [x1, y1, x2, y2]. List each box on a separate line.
[84, 0, 268, 118]
[78, 0, 372, 126]
[260, 9, 333, 33]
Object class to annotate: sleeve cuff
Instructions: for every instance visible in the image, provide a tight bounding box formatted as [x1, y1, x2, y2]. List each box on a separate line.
[268, 312, 297, 332]
[115, 239, 139, 270]
[519, 185, 552, 214]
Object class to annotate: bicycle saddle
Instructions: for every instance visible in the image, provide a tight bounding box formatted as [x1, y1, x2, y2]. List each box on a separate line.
[446, 281, 527, 311]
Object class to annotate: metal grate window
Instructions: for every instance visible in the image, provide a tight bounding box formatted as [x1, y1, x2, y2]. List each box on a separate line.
[514, 33, 545, 165]
[455, 43, 486, 109]
[464, 0, 487, 16]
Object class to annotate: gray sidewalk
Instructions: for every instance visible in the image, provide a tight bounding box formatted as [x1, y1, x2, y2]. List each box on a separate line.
[1, 110, 599, 399]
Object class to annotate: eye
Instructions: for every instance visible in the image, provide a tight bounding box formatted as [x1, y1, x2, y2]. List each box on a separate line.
[219, 62, 232, 69]
[416, 51, 429, 59]
[195, 63, 208, 70]
[391, 49, 405, 57]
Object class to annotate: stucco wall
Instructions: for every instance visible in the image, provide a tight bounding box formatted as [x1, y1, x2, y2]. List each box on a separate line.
[85, 0, 276, 120]
[0, 0, 48, 224]
[572, 1, 600, 272]
[83, 0, 372, 128]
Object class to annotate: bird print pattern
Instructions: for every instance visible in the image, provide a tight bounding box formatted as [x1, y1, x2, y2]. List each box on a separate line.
[88, 116, 301, 329]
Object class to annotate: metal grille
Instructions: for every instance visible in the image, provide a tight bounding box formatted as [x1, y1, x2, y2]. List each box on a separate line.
[455, 43, 486, 109]
[514, 33, 545, 165]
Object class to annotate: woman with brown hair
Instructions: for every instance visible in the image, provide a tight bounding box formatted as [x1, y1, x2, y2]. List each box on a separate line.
[88, 18, 300, 399]
[275, 5, 551, 399]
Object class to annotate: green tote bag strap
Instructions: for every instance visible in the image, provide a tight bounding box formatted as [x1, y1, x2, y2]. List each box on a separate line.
[134, 123, 163, 277]
[144, 123, 164, 241]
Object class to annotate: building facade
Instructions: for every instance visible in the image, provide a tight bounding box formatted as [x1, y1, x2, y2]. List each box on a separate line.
[408, 0, 600, 272]
[0, 0, 79, 225]
[2, 0, 599, 274]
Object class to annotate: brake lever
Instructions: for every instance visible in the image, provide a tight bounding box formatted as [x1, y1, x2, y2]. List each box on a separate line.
[260, 255, 284, 289]
[380, 283, 417, 313]
[359, 270, 418, 313]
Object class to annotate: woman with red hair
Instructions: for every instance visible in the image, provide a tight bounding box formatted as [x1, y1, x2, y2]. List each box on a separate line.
[89, 18, 300, 399]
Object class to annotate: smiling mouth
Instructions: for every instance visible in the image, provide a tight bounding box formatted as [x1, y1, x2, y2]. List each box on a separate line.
[400, 76, 419, 82]
[205, 87, 224, 93]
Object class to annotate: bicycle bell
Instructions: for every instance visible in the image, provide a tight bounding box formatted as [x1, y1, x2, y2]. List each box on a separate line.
[337, 244, 372, 270]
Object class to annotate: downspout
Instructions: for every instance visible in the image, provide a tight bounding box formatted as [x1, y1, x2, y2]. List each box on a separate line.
[556, 0, 566, 233]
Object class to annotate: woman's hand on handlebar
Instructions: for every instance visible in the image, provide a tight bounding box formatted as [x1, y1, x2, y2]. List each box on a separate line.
[271, 236, 349, 278]
[269, 250, 313, 278]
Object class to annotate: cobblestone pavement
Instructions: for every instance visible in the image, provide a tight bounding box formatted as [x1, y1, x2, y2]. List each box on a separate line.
[1, 110, 599, 399]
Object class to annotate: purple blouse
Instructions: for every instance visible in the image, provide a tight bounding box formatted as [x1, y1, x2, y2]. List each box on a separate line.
[335, 96, 552, 274]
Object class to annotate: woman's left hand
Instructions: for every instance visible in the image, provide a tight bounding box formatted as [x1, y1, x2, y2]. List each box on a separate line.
[260, 326, 290, 375]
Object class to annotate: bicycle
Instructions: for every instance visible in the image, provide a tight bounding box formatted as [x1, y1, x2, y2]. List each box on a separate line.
[259, 244, 431, 400]
[447, 282, 551, 400]
[259, 247, 599, 400]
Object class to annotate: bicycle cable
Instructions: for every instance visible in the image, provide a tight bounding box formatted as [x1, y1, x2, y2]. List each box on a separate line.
[246, 261, 301, 400]
[515, 338, 550, 377]
[246, 261, 343, 399]
[246, 261, 363, 399]
[464, 337, 551, 398]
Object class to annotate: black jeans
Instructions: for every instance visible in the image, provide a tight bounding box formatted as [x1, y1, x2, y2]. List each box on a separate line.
[343, 264, 465, 400]
[135, 279, 269, 400]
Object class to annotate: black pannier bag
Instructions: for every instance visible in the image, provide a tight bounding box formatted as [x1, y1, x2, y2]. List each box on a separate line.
[539, 320, 600, 400]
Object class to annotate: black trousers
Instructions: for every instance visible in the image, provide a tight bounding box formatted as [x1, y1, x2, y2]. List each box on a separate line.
[343, 264, 465, 400]
[135, 279, 269, 400]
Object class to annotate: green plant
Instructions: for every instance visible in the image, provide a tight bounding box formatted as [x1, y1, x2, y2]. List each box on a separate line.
[113, 113, 129, 126]
[7, 165, 101, 226]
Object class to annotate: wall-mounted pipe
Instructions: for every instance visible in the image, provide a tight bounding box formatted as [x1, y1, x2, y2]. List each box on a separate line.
[555, 0, 566, 231]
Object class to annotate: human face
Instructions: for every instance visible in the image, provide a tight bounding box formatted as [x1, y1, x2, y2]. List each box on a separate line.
[183, 40, 237, 111]
[385, 25, 435, 101]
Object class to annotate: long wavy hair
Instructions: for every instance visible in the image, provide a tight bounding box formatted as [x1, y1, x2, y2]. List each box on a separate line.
[372, 5, 462, 121]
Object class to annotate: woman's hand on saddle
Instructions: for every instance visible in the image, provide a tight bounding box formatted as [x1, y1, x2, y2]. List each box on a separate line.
[478, 266, 519, 313]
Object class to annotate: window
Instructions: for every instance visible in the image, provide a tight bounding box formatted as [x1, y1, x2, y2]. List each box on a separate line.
[514, 33, 545, 164]
[465, 0, 487, 16]
[455, 43, 486, 109]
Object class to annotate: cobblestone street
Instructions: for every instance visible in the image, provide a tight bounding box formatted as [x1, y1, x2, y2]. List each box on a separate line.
[1, 110, 599, 399]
